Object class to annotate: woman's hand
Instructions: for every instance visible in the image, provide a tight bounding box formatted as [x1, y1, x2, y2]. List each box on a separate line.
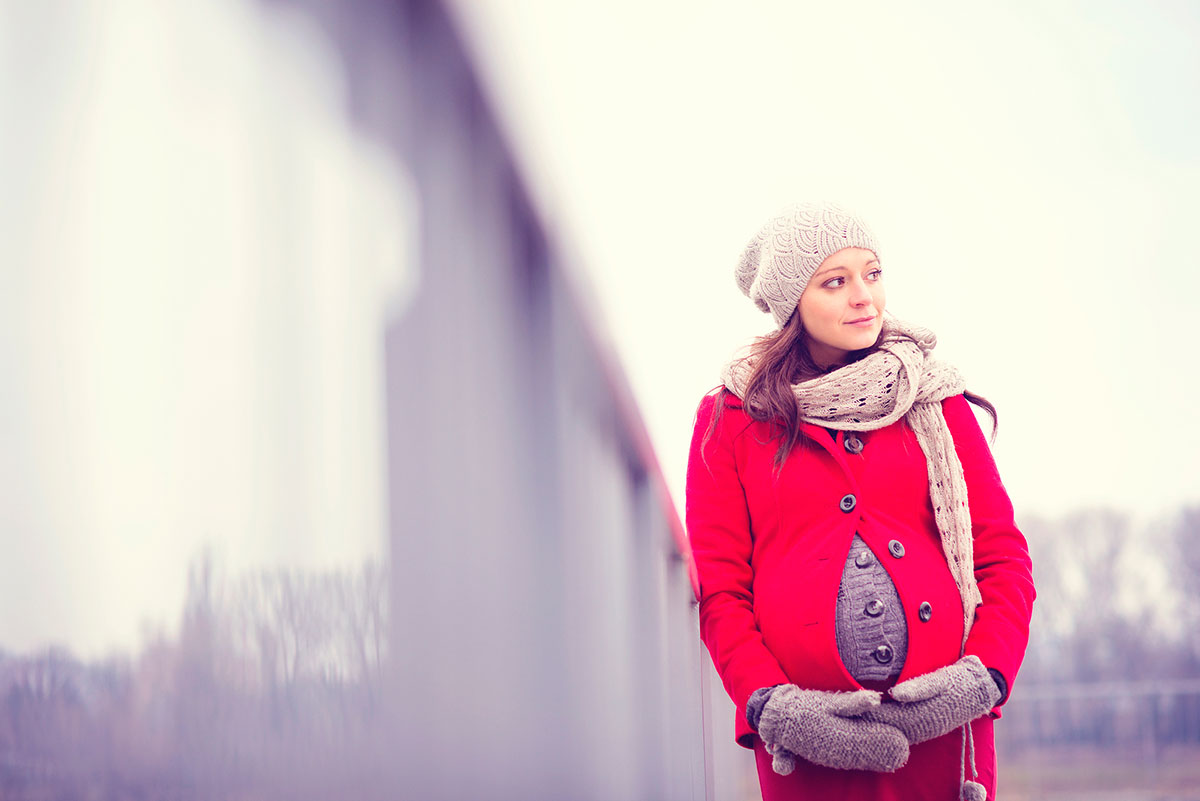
[754, 686, 910, 774]
[863, 655, 1002, 745]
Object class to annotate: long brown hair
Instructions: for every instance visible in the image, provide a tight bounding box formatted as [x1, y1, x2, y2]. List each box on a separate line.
[702, 311, 997, 470]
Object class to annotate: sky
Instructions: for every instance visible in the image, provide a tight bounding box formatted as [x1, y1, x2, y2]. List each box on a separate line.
[453, 0, 1200, 523]
[2, 0, 1198, 657]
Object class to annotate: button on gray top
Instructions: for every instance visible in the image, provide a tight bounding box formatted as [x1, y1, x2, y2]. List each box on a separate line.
[864, 599, 884, 617]
[854, 549, 874, 568]
[873, 644, 894, 664]
[844, 434, 864, 454]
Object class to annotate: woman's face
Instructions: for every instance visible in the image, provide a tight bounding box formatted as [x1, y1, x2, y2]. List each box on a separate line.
[796, 246, 885, 368]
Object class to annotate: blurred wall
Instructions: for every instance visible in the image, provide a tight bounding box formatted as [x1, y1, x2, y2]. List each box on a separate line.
[261, 0, 715, 798]
[353, 1, 710, 798]
[0, 0, 734, 796]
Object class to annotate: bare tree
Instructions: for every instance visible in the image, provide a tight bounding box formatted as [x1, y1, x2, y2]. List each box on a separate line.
[1169, 506, 1200, 671]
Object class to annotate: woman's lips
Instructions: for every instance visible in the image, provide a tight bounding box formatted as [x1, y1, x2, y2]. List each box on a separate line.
[846, 316, 876, 327]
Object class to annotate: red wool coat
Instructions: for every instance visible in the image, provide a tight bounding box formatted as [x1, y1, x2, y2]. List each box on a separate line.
[686, 390, 1035, 801]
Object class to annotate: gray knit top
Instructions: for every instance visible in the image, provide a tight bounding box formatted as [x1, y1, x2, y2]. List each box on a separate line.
[836, 534, 908, 682]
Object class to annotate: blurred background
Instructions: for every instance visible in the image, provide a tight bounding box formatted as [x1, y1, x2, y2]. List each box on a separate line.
[1, 0, 1198, 799]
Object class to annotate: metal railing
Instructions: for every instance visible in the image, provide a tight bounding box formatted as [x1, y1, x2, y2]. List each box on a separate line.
[996, 681, 1200, 800]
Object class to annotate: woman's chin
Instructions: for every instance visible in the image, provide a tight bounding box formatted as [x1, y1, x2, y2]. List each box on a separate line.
[841, 332, 881, 352]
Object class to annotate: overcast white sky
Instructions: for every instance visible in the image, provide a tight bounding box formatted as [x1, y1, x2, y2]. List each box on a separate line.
[454, 0, 1200, 522]
[2, 0, 1198, 657]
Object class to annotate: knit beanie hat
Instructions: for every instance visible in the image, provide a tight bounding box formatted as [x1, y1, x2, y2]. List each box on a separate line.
[735, 202, 880, 329]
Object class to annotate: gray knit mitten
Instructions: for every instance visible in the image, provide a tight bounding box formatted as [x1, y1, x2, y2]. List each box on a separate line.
[864, 656, 1002, 745]
[763, 740, 798, 776]
[755, 685, 910, 774]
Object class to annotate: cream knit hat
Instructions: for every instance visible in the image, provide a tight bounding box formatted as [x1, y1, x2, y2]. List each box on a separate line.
[735, 202, 880, 329]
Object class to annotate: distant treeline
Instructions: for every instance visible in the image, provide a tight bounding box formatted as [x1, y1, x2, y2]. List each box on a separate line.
[0, 555, 392, 800]
[999, 505, 1200, 753]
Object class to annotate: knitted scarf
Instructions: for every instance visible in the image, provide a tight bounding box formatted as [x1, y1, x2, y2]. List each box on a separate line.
[720, 317, 982, 649]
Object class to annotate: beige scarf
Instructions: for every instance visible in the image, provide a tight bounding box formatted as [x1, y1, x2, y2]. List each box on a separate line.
[721, 317, 981, 648]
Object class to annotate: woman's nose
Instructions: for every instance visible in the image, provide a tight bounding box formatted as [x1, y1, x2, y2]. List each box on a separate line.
[849, 279, 872, 305]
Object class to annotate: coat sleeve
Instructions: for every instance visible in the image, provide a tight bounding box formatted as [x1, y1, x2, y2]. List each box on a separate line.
[686, 392, 791, 748]
[943, 394, 1036, 709]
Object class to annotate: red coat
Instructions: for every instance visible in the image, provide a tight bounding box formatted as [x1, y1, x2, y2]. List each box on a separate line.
[686, 389, 1035, 800]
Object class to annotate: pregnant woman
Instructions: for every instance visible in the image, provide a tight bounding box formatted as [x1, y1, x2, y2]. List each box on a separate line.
[686, 202, 1036, 800]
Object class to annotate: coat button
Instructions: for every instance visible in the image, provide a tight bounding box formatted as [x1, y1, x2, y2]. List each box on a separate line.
[873, 644, 894, 664]
[865, 599, 884, 617]
[919, 601, 933, 622]
[844, 434, 864, 454]
[839, 494, 857, 513]
[888, 539, 905, 558]
[854, 549, 874, 568]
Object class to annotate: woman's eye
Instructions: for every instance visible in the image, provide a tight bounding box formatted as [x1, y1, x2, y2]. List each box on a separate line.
[868, 269, 883, 280]
[824, 277, 845, 288]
